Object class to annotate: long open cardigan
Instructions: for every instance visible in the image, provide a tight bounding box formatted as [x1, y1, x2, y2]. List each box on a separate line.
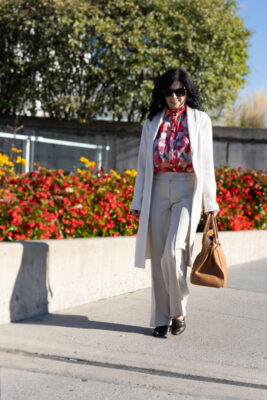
[130, 105, 220, 269]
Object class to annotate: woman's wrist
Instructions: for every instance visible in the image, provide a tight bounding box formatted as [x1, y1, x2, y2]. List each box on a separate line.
[131, 209, 141, 218]
[205, 210, 219, 217]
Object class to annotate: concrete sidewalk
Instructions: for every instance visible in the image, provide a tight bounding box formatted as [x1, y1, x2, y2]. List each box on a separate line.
[0, 258, 266, 400]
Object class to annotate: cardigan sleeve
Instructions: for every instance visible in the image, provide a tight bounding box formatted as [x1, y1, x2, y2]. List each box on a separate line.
[130, 119, 150, 211]
[201, 113, 220, 213]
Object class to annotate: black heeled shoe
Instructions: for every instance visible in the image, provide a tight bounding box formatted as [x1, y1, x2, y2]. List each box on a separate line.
[171, 317, 186, 335]
[152, 325, 169, 337]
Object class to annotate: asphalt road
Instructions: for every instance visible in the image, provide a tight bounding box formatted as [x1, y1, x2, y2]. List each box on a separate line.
[0, 258, 266, 400]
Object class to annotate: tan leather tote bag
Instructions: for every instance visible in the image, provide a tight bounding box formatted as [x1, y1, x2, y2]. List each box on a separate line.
[190, 213, 227, 288]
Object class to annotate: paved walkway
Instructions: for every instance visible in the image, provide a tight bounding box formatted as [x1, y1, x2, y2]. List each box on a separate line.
[0, 259, 266, 400]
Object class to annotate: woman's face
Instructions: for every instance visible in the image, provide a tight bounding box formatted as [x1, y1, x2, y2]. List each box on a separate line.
[164, 80, 187, 110]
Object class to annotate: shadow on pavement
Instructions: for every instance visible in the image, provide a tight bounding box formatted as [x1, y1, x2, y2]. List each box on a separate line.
[13, 313, 153, 336]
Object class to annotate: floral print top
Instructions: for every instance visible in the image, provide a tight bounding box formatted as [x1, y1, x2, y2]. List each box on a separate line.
[153, 105, 194, 173]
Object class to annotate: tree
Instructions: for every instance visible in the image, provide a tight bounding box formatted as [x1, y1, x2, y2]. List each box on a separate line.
[0, 0, 251, 122]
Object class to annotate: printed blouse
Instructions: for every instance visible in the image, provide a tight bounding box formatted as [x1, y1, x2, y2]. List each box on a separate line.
[153, 105, 194, 173]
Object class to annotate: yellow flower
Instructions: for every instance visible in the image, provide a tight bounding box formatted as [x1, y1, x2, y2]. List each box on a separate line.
[16, 155, 27, 165]
[80, 156, 89, 164]
[11, 147, 22, 153]
[80, 157, 96, 168]
[125, 169, 137, 177]
[0, 154, 11, 167]
[110, 169, 121, 179]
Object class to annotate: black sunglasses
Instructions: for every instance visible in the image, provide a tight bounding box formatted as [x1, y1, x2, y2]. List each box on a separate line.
[162, 87, 186, 98]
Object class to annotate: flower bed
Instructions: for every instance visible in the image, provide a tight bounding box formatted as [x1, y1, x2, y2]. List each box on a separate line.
[213, 167, 266, 231]
[0, 152, 266, 241]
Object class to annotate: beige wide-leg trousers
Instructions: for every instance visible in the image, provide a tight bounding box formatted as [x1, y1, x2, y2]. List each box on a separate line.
[149, 171, 196, 327]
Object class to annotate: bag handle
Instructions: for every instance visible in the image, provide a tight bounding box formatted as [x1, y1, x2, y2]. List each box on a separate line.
[202, 213, 212, 244]
[210, 213, 219, 244]
[202, 212, 219, 245]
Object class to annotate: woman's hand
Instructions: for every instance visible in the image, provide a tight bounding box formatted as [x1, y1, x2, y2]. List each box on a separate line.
[205, 210, 219, 217]
[131, 209, 141, 219]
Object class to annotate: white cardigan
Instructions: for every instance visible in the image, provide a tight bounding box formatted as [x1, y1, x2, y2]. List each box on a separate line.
[130, 105, 220, 269]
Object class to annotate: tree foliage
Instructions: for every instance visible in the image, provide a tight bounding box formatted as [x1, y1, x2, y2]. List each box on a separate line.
[0, 0, 251, 122]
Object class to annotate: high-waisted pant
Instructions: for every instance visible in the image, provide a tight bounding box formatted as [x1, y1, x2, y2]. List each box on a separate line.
[149, 172, 196, 327]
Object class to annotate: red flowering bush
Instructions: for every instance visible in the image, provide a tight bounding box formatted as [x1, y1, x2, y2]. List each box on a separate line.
[197, 166, 266, 232]
[0, 157, 265, 242]
[0, 162, 138, 241]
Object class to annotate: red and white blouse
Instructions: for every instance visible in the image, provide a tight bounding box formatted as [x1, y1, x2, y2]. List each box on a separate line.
[153, 105, 194, 173]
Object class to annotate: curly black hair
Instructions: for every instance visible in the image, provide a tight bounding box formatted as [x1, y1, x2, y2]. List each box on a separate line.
[147, 67, 203, 121]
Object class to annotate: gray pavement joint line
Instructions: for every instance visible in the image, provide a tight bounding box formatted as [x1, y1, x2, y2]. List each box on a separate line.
[0, 347, 266, 391]
[0, 365, 247, 400]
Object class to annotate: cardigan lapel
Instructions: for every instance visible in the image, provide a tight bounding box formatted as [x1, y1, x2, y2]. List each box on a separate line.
[150, 108, 166, 143]
[148, 108, 166, 170]
[186, 106, 199, 175]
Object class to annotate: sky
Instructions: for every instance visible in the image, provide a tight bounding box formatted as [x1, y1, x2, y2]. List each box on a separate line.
[237, 0, 267, 97]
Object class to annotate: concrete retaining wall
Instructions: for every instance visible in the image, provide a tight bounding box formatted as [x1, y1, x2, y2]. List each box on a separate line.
[0, 230, 266, 325]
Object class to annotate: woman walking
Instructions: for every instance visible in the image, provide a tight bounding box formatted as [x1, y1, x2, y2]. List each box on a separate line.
[130, 67, 219, 337]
